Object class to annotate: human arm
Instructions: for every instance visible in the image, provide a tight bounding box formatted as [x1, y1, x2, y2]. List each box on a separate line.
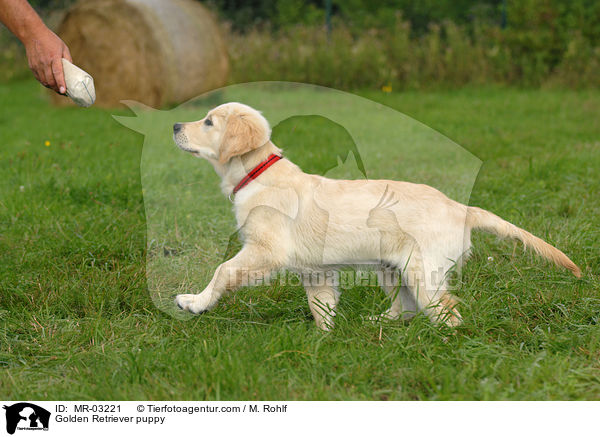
[0, 0, 72, 94]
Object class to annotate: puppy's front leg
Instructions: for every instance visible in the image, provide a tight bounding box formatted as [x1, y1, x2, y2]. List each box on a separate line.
[305, 284, 340, 331]
[176, 246, 274, 314]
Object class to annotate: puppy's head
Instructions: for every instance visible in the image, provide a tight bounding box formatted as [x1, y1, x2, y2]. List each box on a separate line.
[173, 102, 271, 165]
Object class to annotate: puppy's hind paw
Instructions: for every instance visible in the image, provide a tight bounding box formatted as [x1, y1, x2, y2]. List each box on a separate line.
[366, 309, 400, 322]
[175, 293, 209, 315]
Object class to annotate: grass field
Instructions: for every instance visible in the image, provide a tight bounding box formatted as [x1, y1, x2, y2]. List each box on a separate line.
[0, 80, 599, 400]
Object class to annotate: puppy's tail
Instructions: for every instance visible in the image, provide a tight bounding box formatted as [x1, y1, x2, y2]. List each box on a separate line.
[467, 206, 581, 277]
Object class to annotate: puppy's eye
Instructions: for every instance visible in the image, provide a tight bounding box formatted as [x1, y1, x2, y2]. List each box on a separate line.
[204, 118, 213, 126]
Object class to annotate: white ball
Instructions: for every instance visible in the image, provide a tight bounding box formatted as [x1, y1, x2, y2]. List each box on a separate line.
[62, 58, 96, 107]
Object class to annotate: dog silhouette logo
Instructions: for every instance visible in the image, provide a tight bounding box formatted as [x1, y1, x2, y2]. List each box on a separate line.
[3, 403, 50, 435]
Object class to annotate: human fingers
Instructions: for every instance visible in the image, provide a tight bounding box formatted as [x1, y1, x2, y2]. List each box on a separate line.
[51, 57, 67, 94]
[44, 61, 58, 92]
[62, 44, 73, 63]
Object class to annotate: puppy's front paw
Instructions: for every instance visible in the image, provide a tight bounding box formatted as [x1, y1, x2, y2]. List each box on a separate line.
[175, 293, 211, 314]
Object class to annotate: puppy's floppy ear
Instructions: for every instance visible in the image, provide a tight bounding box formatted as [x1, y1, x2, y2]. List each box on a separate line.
[219, 112, 270, 164]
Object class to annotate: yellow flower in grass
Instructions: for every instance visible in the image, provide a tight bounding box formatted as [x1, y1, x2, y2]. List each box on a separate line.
[44, 140, 51, 147]
[381, 84, 392, 93]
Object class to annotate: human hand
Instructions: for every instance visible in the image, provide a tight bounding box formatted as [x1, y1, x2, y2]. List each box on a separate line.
[23, 26, 72, 94]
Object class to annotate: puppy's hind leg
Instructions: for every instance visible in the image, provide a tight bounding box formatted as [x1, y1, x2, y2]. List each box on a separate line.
[175, 245, 275, 315]
[437, 291, 462, 327]
[368, 270, 417, 322]
[402, 254, 462, 328]
[305, 281, 340, 332]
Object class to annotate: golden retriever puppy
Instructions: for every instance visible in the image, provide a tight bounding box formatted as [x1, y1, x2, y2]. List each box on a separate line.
[172, 102, 581, 330]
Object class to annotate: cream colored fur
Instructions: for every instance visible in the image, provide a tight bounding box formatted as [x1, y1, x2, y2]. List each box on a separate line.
[172, 102, 581, 330]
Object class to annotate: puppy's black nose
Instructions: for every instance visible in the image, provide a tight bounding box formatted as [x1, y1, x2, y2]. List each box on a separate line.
[173, 123, 182, 134]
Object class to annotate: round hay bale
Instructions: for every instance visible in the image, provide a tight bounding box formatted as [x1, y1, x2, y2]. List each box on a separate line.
[52, 0, 229, 108]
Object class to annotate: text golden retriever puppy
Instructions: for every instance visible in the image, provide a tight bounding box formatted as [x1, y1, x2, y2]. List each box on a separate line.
[172, 102, 580, 330]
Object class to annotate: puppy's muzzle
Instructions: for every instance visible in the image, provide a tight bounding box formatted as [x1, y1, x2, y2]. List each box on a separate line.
[173, 123, 183, 134]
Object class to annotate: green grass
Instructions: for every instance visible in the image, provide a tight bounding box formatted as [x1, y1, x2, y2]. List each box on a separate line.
[1, 80, 599, 400]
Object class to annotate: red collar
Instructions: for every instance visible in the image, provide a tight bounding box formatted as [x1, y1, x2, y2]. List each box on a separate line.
[232, 154, 282, 196]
